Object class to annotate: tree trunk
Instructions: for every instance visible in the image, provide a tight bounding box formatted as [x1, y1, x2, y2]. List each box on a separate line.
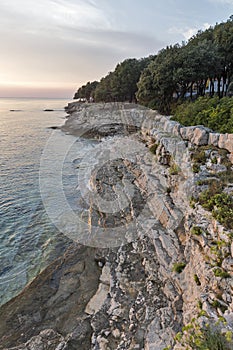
[190, 82, 193, 100]
[210, 78, 214, 97]
[217, 77, 221, 98]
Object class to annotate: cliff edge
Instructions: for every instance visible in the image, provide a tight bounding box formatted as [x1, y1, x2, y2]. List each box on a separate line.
[1, 102, 233, 350]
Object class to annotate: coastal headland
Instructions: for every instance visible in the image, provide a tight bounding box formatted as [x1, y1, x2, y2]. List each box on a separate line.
[1, 102, 233, 350]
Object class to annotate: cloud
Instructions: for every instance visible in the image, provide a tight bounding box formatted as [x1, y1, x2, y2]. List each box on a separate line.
[168, 22, 212, 41]
[0, 19, 163, 89]
[0, 0, 164, 87]
[207, 0, 233, 4]
[0, 0, 112, 33]
[0, 0, 165, 96]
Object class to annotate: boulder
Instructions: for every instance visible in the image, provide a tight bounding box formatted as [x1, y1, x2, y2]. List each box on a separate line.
[180, 126, 209, 145]
[208, 133, 220, 146]
[218, 134, 233, 153]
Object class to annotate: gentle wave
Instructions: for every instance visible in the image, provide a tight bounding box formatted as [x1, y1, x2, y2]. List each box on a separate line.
[0, 98, 77, 305]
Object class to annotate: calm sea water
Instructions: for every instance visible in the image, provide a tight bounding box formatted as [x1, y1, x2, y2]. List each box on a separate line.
[0, 98, 82, 305]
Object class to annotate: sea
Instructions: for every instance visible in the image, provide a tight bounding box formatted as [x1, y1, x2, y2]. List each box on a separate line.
[0, 98, 84, 306]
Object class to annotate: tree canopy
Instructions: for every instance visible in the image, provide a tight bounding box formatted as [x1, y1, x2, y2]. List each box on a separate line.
[73, 17, 233, 115]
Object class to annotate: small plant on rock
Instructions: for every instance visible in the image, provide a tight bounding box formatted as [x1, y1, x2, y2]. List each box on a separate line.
[174, 319, 233, 350]
[194, 274, 201, 286]
[149, 143, 158, 154]
[192, 163, 200, 173]
[191, 226, 203, 236]
[172, 262, 186, 273]
[169, 163, 180, 175]
[214, 267, 231, 279]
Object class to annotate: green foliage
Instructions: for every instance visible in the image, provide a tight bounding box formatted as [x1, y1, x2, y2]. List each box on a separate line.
[194, 274, 201, 286]
[191, 149, 207, 165]
[190, 196, 198, 208]
[211, 299, 228, 313]
[211, 156, 218, 164]
[199, 192, 233, 229]
[94, 57, 152, 102]
[198, 310, 208, 317]
[74, 57, 153, 103]
[192, 163, 200, 173]
[174, 320, 233, 350]
[172, 262, 186, 273]
[74, 81, 99, 100]
[214, 267, 231, 279]
[225, 331, 233, 343]
[137, 18, 233, 113]
[74, 17, 233, 117]
[191, 147, 208, 173]
[191, 226, 203, 236]
[149, 143, 158, 154]
[191, 327, 232, 349]
[137, 45, 181, 113]
[173, 96, 233, 133]
[169, 163, 180, 175]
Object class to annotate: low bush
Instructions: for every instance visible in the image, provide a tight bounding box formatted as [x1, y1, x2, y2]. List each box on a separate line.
[174, 320, 233, 350]
[172, 96, 233, 133]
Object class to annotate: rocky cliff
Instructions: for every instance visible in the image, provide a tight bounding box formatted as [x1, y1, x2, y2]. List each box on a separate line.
[1, 102, 233, 350]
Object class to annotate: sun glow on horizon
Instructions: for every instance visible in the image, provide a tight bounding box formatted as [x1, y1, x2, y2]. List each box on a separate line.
[0, 83, 76, 98]
[0, 1, 232, 98]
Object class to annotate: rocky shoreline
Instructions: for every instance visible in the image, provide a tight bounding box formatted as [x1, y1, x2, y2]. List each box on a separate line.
[1, 102, 233, 349]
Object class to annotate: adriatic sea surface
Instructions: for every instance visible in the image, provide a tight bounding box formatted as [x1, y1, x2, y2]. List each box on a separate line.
[0, 98, 81, 305]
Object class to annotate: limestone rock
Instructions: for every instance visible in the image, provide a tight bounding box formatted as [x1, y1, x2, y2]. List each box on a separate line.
[218, 134, 233, 153]
[208, 132, 220, 146]
[1, 102, 233, 350]
[5, 329, 66, 350]
[180, 125, 210, 145]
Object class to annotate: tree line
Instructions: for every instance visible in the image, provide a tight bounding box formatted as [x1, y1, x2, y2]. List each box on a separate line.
[74, 16, 233, 114]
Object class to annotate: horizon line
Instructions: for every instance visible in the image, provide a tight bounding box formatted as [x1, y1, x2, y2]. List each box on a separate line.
[0, 96, 73, 99]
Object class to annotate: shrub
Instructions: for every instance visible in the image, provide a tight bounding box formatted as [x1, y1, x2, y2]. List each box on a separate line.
[172, 96, 233, 134]
[174, 320, 233, 350]
[208, 193, 233, 229]
[172, 262, 186, 273]
[197, 182, 233, 229]
[194, 327, 232, 349]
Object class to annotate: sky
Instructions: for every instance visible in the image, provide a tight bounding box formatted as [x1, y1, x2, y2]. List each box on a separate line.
[0, 0, 232, 98]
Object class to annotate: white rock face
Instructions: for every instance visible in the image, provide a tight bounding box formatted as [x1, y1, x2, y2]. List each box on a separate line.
[64, 102, 233, 162]
[180, 125, 210, 145]
[218, 134, 233, 153]
[7, 329, 66, 350]
[2, 102, 233, 350]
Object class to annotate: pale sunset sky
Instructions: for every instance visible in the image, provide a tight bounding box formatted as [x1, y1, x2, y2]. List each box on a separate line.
[0, 0, 232, 98]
